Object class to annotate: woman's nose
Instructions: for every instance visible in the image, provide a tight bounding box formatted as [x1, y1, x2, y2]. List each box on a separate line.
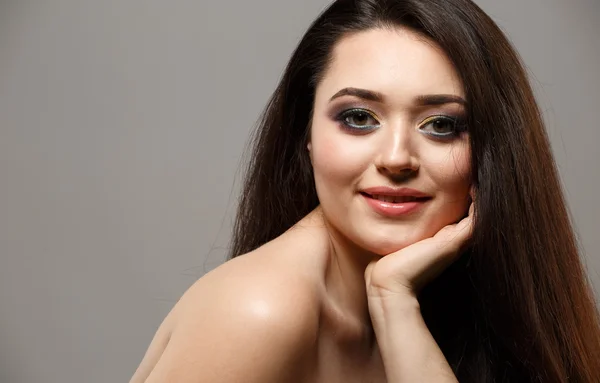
[374, 126, 419, 179]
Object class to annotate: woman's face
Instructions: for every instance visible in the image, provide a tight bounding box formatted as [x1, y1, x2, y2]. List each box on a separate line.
[308, 27, 472, 256]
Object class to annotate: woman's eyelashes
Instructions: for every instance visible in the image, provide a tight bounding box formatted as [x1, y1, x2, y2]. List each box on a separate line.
[334, 108, 467, 138]
[419, 115, 468, 138]
[336, 108, 380, 131]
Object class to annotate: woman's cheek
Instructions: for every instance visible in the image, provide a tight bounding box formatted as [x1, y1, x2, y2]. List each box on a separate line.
[423, 145, 472, 224]
[312, 132, 370, 183]
[426, 143, 470, 183]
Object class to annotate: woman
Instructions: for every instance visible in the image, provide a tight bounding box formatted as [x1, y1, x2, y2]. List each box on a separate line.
[130, 0, 600, 381]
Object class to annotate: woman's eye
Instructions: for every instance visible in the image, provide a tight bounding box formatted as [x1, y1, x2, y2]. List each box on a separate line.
[419, 116, 467, 138]
[337, 109, 379, 130]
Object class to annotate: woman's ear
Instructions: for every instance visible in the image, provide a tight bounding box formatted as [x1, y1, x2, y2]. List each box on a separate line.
[307, 142, 313, 164]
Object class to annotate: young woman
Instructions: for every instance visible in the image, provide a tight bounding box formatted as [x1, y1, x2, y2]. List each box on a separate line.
[130, 0, 600, 381]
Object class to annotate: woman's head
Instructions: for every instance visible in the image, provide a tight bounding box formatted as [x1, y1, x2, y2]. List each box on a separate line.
[308, 26, 471, 256]
[231, 0, 600, 381]
[231, 0, 535, 257]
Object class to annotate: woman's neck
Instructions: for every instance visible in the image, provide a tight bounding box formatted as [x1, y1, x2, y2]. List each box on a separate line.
[294, 206, 379, 346]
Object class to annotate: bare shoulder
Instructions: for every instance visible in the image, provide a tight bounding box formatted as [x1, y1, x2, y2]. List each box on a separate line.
[129, 248, 322, 383]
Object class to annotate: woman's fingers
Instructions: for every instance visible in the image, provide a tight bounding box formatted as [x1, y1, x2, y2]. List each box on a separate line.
[366, 201, 475, 298]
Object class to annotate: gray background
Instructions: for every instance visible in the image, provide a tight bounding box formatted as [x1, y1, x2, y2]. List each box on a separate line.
[0, 1, 598, 382]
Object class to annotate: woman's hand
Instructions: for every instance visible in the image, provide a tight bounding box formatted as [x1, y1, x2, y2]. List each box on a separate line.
[365, 189, 475, 301]
[364, 189, 475, 382]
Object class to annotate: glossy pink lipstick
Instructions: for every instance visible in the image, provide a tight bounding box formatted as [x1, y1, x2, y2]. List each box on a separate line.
[360, 186, 431, 217]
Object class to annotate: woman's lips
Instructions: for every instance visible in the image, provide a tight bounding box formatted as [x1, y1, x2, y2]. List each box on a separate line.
[361, 192, 431, 217]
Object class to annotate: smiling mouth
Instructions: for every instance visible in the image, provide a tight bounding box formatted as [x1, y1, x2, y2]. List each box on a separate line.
[360, 192, 431, 203]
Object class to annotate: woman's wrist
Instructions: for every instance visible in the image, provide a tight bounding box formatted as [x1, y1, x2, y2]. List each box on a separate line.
[367, 292, 421, 318]
[367, 294, 458, 383]
[367, 294, 423, 342]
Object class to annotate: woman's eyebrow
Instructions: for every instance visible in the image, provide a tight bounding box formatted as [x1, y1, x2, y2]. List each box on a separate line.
[328, 87, 467, 107]
[329, 87, 384, 103]
[414, 94, 467, 107]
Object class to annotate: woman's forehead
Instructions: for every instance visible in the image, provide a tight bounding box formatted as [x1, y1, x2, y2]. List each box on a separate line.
[316, 28, 465, 106]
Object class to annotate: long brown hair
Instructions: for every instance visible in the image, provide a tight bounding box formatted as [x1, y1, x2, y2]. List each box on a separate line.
[228, 0, 600, 381]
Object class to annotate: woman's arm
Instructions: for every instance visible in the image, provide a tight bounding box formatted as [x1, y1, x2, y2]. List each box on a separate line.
[365, 194, 475, 382]
[368, 296, 458, 383]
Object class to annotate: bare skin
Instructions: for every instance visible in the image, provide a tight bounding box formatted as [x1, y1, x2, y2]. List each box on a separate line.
[130, 26, 473, 382]
[130, 201, 473, 382]
[130, 207, 387, 383]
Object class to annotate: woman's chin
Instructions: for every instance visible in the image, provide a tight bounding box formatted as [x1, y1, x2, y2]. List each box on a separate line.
[353, 225, 434, 257]
[365, 240, 418, 257]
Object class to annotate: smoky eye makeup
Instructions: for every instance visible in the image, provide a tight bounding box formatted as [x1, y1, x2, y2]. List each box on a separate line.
[334, 107, 380, 132]
[328, 102, 468, 138]
[417, 114, 469, 139]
